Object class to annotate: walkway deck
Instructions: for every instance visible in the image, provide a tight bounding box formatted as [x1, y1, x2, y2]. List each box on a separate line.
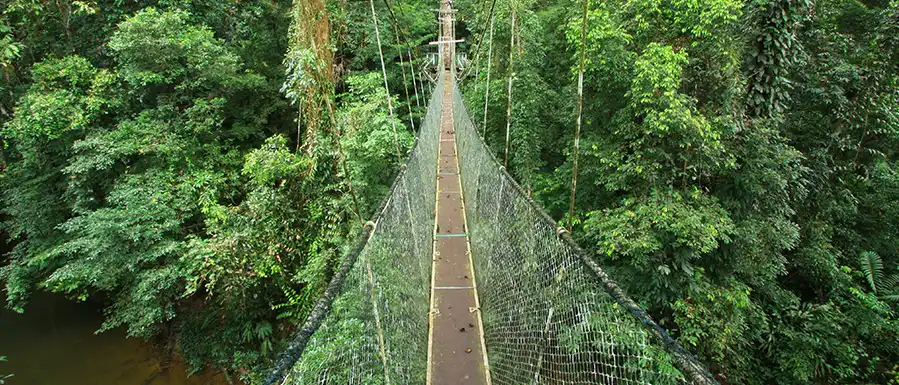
[427, 69, 490, 385]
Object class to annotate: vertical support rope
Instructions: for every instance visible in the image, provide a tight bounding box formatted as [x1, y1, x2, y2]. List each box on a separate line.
[450, 10, 457, 75]
[531, 307, 554, 385]
[440, 8, 446, 69]
[503, 3, 516, 167]
[381, 0, 423, 112]
[392, 21, 417, 132]
[362, 241, 393, 385]
[369, 0, 403, 162]
[410, 50, 422, 111]
[567, 0, 588, 231]
[420, 66, 430, 102]
[401, 175, 426, 286]
[482, 10, 495, 139]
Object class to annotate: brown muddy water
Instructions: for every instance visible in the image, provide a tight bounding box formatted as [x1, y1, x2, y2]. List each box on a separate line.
[0, 290, 231, 385]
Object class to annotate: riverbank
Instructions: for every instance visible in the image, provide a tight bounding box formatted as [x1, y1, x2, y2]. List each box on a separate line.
[0, 231, 230, 385]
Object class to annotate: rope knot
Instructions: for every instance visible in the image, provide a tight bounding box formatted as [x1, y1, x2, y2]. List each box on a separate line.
[556, 227, 569, 237]
[364, 221, 377, 230]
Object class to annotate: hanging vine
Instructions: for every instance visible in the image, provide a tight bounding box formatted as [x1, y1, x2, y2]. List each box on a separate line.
[282, 0, 335, 154]
[746, 0, 813, 118]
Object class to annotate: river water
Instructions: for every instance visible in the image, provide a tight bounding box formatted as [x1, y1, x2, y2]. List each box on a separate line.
[0, 240, 230, 385]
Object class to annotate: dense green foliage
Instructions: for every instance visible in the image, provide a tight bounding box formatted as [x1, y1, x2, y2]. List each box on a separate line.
[3, 0, 898, 383]
[0, 0, 428, 381]
[459, 0, 899, 383]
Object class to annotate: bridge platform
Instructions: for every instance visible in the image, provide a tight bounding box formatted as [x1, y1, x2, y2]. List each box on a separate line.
[427, 68, 490, 385]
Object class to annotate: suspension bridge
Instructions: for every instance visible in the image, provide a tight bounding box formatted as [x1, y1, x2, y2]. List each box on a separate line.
[262, 1, 719, 384]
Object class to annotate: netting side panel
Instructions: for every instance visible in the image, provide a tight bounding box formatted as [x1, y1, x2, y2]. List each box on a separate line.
[286, 78, 444, 385]
[452, 84, 686, 385]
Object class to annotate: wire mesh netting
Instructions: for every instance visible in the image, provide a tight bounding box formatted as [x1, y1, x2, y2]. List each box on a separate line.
[282, 76, 444, 385]
[268, 72, 717, 385]
[452, 83, 692, 385]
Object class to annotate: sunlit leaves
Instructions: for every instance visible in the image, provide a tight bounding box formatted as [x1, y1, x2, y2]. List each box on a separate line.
[668, 0, 741, 40]
[584, 188, 734, 264]
[566, 2, 633, 86]
[243, 135, 310, 187]
[631, 44, 687, 105]
[2, 56, 101, 143]
[109, 8, 241, 89]
[631, 44, 722, 149]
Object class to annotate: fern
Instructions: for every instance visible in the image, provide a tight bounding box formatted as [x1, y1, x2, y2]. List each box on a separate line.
[884, 274, 899, 292]
[859, 251, 884, 293]
[881, 273, 899, 302]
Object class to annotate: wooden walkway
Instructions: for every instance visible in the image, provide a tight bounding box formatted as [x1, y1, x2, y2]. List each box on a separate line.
[426, 66, 490, 384]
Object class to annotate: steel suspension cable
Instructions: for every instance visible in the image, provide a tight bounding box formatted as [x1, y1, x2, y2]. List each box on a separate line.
[369, 0, 403, 161]
[503, 0, 517, 167]
[568, 0, 588, 231]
